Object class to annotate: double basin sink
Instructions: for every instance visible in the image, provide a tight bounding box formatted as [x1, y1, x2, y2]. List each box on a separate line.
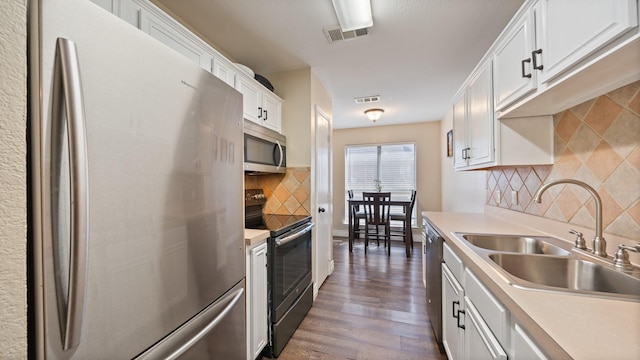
[453, 233, 640, 301]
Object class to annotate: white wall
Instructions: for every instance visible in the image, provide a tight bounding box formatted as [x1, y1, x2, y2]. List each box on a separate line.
[0, 0, 28, 357]
[332, 121, 442, 234]
[440, 107, 487, 212]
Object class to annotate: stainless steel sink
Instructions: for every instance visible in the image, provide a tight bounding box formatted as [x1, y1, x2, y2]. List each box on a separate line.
[461, 234, 571, 255]
[489, 253, 640, 300]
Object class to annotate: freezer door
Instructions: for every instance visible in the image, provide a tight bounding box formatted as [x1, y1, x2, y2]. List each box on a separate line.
[136, 281, 246, 360]
[30, 0, 245, 358]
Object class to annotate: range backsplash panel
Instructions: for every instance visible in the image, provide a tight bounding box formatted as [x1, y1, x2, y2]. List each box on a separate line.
[245, 167, 311, 216]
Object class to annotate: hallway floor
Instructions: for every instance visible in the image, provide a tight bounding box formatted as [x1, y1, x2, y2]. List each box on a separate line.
[268, 238, 446, 359]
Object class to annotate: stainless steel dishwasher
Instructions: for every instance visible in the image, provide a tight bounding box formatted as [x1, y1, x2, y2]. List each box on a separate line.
[424, 219, 443, 348]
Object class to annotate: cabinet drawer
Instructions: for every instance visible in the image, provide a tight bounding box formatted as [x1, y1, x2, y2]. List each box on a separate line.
[443, 242, 464, 285]
[465, 268, 508, 345]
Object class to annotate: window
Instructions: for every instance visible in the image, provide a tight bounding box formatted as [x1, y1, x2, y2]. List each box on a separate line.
[344, 142, 416, 225]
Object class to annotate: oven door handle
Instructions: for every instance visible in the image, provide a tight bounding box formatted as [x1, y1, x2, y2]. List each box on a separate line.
[275, 223, 315, 247]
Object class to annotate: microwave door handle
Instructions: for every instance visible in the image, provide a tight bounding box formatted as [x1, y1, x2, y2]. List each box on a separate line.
[275, 140, 284, 169]
[275, 223, 314, 247]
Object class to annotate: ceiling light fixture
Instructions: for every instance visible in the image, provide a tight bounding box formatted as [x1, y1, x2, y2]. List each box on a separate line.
[331, 0, 373, 32]
[364, 108, 384, 123]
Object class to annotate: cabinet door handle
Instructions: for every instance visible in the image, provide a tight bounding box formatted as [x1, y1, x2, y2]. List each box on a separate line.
[456, 309, 466, 329]
[521, 58, 532, 78]
[532, 49, 543, 70]
[461, 147, 470, 160]
[452, 300, 460, 318]
[263, 109, 268, 120]
[258, 107, 262, 119]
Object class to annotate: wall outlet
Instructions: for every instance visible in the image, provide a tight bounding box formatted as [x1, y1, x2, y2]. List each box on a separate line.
[496, 190, 502, 204]
[512, 190, 519, 205]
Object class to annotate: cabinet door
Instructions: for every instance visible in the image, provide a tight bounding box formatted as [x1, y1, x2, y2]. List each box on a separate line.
[452, 92, 468, 169]
[236, 74, 261, 124]
[493, 7, 537, 111]
[261, 91, 282, 132]
[464, 297, 507, 360]
[467, 62, 494, 166]
[539, 0, 638, 83]
[140, 8, 212, 70]
[513, 323, 548, 360]
[249, 242, 268, 359]
[212, 56, 236, 88]
[442, 265, 464, 360]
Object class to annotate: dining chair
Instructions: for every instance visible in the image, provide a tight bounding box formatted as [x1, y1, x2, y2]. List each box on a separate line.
[348, 190, 366, 239]
[362, 192, 392, 255]
[390, 190, 416, 249]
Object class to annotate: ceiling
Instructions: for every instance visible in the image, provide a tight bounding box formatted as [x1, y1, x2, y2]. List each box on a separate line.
[153, 0, 525, 129]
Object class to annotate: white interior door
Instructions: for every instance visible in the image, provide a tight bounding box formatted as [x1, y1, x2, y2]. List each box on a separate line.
[314, 106, 333, 294]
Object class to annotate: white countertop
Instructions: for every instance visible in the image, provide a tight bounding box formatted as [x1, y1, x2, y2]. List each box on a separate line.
[423, 209, 640, 360]
[244, 229, 269, 246]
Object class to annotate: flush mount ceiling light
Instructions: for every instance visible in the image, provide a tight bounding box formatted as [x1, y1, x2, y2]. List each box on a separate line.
[364, 108, 384, 123]
[331, 0, 373, 32]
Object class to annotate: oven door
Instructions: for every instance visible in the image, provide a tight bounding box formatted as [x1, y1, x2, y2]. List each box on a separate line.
[270, 222, 314, 322]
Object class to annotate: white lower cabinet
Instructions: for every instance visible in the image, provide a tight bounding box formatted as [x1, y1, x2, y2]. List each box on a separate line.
[442, 241, 548, 360]
[464, 298, 507, 360]
[442, 242, 465, 360]
[512, 323, 548, 360]
[442, 264, 464, 360]
[246, 241, 268, 360]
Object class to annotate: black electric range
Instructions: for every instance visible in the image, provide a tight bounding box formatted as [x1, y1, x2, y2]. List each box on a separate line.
[244, 188, 314, 357]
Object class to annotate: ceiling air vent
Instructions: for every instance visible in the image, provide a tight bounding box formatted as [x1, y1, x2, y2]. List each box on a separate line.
[354, 95, 380, 104]
[323, 25, 370, 43]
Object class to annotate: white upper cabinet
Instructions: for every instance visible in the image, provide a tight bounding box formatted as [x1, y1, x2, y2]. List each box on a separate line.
[453, 61, 496, 170]
[493, 0, 639, 116]
[140, 8, 212, 71]
[493, 5, 537, 111]
[212, 56, 237, 88]
[261, 90, 282, 132]
[237, 73, 282, 132]
[236, 74, 262, 123]
[466, 62, 494, 167]
[93, 0, 285, 134]
[452, 92, 468, 169]
[538, 0, 639, 84]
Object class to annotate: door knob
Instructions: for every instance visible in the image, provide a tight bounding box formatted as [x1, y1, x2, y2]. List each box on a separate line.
[318, 207, 326, 213]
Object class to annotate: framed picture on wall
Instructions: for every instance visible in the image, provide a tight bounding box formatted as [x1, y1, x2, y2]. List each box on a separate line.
[447, 130, 453, 157]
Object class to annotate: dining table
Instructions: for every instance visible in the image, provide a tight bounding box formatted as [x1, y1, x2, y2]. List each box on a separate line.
[347, 195, 414, 257]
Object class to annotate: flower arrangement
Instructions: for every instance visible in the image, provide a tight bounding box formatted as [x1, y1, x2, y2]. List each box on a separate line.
[373, 179, 383, 192]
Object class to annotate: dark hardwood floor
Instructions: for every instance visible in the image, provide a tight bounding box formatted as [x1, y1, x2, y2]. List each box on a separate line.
[268, 237, 446, 360]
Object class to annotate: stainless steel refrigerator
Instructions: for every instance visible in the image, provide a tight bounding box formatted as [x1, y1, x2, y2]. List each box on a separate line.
[29, 0, 246, 358]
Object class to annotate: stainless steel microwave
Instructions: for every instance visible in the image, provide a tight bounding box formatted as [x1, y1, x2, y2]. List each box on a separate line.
[244, 120, 286, 174]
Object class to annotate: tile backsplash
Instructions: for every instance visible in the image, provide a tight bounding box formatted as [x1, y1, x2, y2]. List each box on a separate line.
[244, 167, 311, 215]
[487, 81, 640, 239]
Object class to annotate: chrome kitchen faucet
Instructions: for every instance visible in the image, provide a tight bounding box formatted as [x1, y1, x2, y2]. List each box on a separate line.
[533, 179, 607, 258]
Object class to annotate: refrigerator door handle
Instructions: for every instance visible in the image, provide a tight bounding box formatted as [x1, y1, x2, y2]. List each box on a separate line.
[51, 37, 90, 351]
